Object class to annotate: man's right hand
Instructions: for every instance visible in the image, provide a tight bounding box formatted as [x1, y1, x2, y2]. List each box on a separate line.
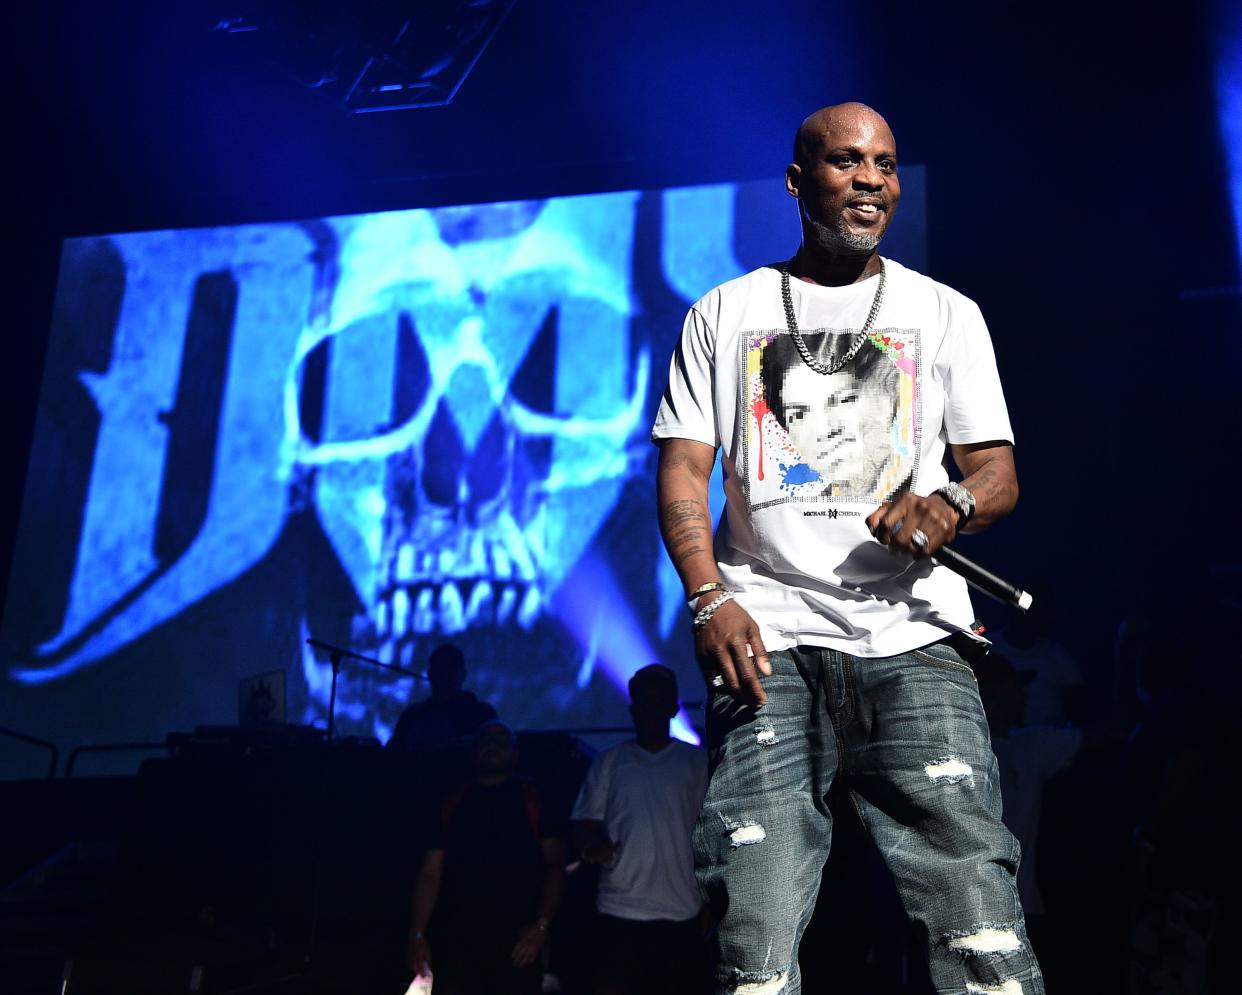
[407, 934, 431, 977]
[580, 837, 622, 865]
[695, 597, 771, 707]
[657, 438, 771, 707]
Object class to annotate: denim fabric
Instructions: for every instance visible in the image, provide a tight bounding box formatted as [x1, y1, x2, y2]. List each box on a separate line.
[694, 642, 1045, 995]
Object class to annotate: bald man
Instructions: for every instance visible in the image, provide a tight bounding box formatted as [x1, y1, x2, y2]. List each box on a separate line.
[653, 104, 1044, 993]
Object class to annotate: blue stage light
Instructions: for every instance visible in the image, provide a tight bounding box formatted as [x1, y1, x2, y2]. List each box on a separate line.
[551, 553, 700, 746]
[1218, 0, 1242, 269]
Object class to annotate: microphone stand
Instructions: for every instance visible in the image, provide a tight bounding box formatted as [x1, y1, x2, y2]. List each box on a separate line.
[298, 638, 429, 983]
[304, 638, 428, 741]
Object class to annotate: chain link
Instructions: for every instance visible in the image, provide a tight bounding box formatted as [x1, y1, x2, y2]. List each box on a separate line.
[780, 260, 886, 375]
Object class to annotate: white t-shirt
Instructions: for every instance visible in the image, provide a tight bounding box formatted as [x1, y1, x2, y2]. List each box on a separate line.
[652, 259, 1014, 657]
[570, 740, 708, 921]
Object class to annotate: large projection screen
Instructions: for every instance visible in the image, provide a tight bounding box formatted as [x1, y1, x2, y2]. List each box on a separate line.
[1, 173, 926, 777]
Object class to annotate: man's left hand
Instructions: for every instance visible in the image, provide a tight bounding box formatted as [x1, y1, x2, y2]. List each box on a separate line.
[867, 492, 958, 558]
[510, 923, 547, 967]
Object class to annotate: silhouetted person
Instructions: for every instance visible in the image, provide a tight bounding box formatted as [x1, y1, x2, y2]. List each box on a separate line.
[388, 644, 497, 752]
[406, 721, 566, 995]
[571, 664, 709, 995]
[1121, 635, 1234, 995]
[991, 584, 1086, 726]
[976, 653, 1081, 933]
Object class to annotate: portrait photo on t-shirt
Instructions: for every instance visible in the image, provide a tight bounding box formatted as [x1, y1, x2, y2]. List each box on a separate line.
[745, 328, 920, 509]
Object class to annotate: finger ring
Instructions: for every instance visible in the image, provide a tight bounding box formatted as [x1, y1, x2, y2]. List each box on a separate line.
[911, 529, 929, 548]
[710, 675, 725, 688]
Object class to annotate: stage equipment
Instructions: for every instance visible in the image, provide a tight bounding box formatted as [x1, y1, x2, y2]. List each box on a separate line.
[305, 637, 427, 739]
[210, 0, 517, 113]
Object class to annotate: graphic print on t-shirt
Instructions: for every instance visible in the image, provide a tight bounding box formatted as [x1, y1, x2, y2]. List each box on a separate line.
[742, 327, 920, 510]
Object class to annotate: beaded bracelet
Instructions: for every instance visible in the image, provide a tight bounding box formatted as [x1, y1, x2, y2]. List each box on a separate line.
[686, 581, 726, 612]
[692, 590, 736, 630]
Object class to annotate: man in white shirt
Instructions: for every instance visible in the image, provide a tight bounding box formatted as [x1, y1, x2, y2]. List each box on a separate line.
[653, 102, 1044, 994]
[571, 665, 709, 995]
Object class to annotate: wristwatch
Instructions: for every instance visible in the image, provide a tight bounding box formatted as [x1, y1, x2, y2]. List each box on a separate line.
[935, 481, 976, 527]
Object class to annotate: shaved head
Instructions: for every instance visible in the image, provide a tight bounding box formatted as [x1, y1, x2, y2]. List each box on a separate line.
[786, 102, 901, 261]
[793, 102, 894, 167]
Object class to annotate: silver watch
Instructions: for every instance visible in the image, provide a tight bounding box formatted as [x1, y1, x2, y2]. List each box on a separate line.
[935, 481, 976, 526]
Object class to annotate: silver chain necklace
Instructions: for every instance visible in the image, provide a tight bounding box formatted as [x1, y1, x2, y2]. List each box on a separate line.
[780, 259, 886, 375]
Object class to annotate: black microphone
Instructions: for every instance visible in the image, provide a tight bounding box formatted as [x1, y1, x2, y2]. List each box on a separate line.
[933, 544, 1033, 612]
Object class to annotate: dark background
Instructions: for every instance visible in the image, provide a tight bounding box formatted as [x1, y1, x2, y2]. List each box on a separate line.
[7, 1, 1239, 700]
[3, 3, 1239, 993]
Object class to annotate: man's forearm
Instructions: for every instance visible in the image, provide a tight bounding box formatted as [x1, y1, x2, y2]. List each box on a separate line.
[660, 494, 718, 589]
[657, 443, 721, 594]
[958, 463, 1017, 532]
[950, 443, 1019, 534]
[537, 842, 566, 922]
[657, 441, 772, 701]
[409, 869, 440, 936]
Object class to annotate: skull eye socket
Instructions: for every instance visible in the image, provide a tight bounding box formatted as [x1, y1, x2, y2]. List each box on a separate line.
[422, 401, 466, 508]
[467, 412, 509, 505]
[392, 312, 431, 428]
[419, 402, 510, 514]
[507, 307, 558, 417]
[506, 306, 558, 487]
[297, 311, 431, 443]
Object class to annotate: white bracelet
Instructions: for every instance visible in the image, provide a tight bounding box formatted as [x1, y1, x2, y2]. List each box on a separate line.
[693, 591, 735, 630]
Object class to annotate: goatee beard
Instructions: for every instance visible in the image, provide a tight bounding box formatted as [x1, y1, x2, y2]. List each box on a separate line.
[807, 217, 881, 253]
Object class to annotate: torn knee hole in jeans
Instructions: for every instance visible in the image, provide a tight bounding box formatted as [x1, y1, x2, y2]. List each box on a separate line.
[941, 922, 1023, 957]
[924, 755, 975, 786]
[718, 813, 766, 848]
[965, 981, 1025, 994]
[729, 969, 787, 994]
[941, 925, 1026, 995]
[753, 722, 778, 746]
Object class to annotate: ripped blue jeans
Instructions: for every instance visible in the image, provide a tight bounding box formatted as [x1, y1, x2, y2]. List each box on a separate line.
[694, 642, 1045, 995]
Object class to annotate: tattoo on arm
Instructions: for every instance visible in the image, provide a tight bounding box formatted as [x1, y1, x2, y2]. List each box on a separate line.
[959, 454, 1017, 528]
[660, 499, 712, 565]
[966, 464, 998, 501]
[661, 499, 703, 529]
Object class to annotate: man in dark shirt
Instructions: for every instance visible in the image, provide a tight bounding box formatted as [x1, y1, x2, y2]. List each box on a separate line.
[388, 643, 498, 752]
[407, 721, 566, 995]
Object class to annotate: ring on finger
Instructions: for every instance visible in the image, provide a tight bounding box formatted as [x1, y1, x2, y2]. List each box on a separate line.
[710, 675, 725, 688]
[911, 528, 929, 548]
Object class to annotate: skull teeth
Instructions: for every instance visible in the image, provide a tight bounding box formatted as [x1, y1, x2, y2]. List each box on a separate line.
[373, 579, 544, 636]
[496, 585, 518, 625]
[492, 545, 512, 579]
[438, 581, 465, 634]
[392, 587, 410, 637]
[396, 543, 415, 582]
[517, 585, 541, 629]
[414, 587, 435, 633]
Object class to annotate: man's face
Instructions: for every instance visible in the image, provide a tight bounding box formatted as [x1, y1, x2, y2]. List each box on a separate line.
[781, 363, 893, 485]
[787, 107, 901, 254]
[629, 682, 677, 730]
[428, 659, 465, 695]
[473, 722, 517, 777]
